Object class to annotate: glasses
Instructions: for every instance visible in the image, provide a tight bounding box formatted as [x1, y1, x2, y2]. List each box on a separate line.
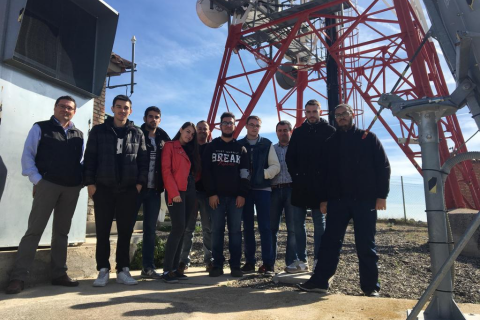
[221, 121, 234, 126]
[56, 104, 75, 111]
[247, 123, 261, 129]
[334, 111, 351, 119]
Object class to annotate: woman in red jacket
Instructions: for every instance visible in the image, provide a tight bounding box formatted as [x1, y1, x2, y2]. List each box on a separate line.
[161, 122, 201, 283]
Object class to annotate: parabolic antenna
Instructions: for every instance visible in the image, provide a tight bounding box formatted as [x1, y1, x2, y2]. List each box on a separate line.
[275, 65, 297, 90]
[196, 0, 229, 29]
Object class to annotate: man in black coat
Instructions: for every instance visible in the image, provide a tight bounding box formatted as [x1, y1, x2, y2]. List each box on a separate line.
[84, 95, 148, 287]
[298, 104, 390, 297]
[285, 99, 335, 271]
[134, 106, 170, 279]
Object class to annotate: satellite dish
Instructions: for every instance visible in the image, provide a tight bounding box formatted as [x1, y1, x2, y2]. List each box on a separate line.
[255, 48, 268, 68]
[275, 65, 297, 90]
[196, 0, 229, 29]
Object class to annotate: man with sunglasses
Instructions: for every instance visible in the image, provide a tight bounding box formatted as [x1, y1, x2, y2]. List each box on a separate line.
[238, 116, 280, 276]
[6, 96, 84, 294]
[297, 104, 390, 297]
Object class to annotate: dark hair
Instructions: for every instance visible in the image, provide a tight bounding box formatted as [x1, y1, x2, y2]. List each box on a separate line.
[246, 115, 261, 124]
[55, 96, 76, 109]
[173, 122, 201, 175]
[144, 106, 161, 118]
[112, 95, 132, 107]
[197, 120, 208, 127]
[334, 103, 354, 114]
[220, 112, 235, 122]
[276, 120, 292, 131]
[305, 99, 320, 108]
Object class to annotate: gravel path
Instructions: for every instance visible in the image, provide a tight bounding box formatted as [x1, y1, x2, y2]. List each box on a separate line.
[185, 219, 480, 303]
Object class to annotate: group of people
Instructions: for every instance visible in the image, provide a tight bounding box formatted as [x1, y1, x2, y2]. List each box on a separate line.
[5, 95, 390, 298]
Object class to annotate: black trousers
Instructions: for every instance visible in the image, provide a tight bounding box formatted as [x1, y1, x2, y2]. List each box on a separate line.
[93, 185, 138, 272]
[163, 176, 196, 273]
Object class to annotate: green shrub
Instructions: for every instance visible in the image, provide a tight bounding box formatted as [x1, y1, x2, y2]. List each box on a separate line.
[130, 236, 166, 270]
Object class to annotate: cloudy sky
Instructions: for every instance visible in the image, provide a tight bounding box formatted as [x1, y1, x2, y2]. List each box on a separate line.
[104, 0, 480, 184]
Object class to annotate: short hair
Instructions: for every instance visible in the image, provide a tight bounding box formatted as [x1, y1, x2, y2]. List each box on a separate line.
[246, 115, 261, 124]
[197, 120, 209, 127]
[220, 112, 235, 122]
[276, 120, 292, 131]
[334, 103, 354, 114]
[55, 96, 76, 109]
[112, 95, 132, 107]
[144, 106, 161, 118]
[305, 99, 320, 108]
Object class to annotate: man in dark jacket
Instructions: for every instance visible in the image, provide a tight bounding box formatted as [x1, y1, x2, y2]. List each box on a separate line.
[6, 96, 83, 294]
[202, 112, 250, 278]
[285, 99, 335, 270]
[134, 106, 170, 279]
[84, 95, 148, 287]
[298, 104, 390, 297]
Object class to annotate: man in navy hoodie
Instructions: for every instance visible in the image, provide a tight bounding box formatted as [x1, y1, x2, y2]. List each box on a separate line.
[202, 112, 250, 278]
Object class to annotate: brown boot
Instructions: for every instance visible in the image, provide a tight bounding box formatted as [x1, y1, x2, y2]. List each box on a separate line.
[5, 280, 24, 294]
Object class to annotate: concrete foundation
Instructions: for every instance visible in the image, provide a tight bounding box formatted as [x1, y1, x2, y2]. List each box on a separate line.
[448, 208, 480, 258]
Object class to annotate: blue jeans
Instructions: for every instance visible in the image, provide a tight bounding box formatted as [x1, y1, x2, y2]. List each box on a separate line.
[310, 198, 380, 293]
[135, 188, 161, 270]
[243, 190, 274, 266]
[180, 191, 212, 265]
[270, 187, 297, 265]
[209, 196, 243, 268]
[293, 206, 325, 261]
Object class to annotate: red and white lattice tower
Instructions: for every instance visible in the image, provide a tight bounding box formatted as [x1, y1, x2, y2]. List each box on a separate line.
[197, 0, 480, 210]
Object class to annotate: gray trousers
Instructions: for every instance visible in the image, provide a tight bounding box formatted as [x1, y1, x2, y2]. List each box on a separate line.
[10, 179, 81, 281]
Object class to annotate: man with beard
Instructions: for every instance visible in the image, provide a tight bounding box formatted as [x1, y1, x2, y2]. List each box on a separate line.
[285, 99, 335, 272]
[179, 120, 213, 272]
[297, 104, 390, 297]
[202, 112, 250, 278]
[135, 106, 170, 279]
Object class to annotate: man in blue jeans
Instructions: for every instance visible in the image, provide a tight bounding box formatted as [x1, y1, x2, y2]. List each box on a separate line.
[135, 106, 170, 279]
[238, 116, 280, 276]
[202, 112, 250, 277]
[270, 120, 300, 271]
[286, 100, 335, 272]
[297, 104, 390, 297]
[179, 120, 213, 272]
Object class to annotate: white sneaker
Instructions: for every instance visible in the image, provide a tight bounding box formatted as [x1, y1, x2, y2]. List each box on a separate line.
[116, 267, 138, 285]
[93, 268, 110, 287]
[285, 260, 309, 274]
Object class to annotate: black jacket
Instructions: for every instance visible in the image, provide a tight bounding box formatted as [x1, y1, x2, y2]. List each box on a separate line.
[35, 116, 83, 187]
[140, 124, 171, 192]
[202, 137, 250, 198]
[320, 125, 390, 202]
[286, 118, 335, 208]
[83, 117, 148, 190]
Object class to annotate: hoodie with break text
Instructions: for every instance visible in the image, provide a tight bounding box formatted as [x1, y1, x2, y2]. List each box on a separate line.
[202, 137, 250, 198]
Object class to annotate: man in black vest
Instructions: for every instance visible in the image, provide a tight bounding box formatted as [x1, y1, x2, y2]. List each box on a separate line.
[6, 96, 84, 294]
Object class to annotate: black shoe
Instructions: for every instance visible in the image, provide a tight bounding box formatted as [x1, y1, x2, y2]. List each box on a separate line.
[162, 272, 179, 284]
[241, 262, 256, 274]
[364, 290, 379, 297]
[230, 267, 243, 277]
[5, 280, 24, 294]
[296, 280, 327, 293]
[258, 264, 274, 276]
[209, 267, 224, 277]
[172, 271, 188, 280]
[51, 274, 79, 287]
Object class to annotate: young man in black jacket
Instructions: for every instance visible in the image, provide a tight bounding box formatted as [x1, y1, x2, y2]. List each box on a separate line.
[298, 104, 390, 297]
[84, 95, 148, 287]
[285, 99, 335, 271]
[202, 112, 250, 278]
[134, 106, 170, 279]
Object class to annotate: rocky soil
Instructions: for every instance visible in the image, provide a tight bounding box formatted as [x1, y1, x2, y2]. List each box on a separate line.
[185, 219, 480, 304]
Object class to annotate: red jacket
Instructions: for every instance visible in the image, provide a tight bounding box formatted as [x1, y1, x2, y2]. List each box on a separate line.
[161, 140, 192, 204]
